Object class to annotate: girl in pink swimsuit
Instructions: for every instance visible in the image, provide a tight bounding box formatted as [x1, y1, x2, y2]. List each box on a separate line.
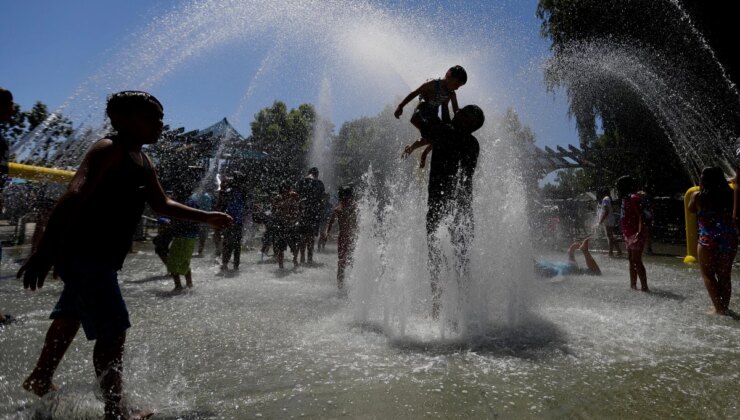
[617, 175, 649, 291]
[688, 167, 736, 315]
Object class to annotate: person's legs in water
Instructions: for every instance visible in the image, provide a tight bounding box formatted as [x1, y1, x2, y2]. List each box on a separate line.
[222, 227, 234, 269]
[627, 250, 638, 289]
[94, 332, 126, 419]
[426, 201, 446, 319]
[628, 248, 648, 291]
[306, 231, 316, 264]
[717, 252, 734, 313]
[213, 228, 222, 258]
[450, 204, 474, 280]
[197, 226, 208, 256]
[298, 228, 307, 264]
[232, 247, 240, 270]
[605, 226, 622, 257]
[171, 273, 182, 291]
[23, 318, 80, 396]
[276, 248, 285, 269]
[289, 232, 299, 268]
[225, 225, 243, 270]
[185, 270, 193, 288]
[579, 238, 601, 275]
[274, 225, 286, 269]
[337, 236, 348, 289]
[698, 245, 728, 314]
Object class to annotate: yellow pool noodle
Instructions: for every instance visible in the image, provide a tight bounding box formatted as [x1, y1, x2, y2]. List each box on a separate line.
[8, 162, 76, 184]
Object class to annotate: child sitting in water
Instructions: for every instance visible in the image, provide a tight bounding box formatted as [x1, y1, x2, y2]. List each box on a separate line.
[395, 65, 467, 168]
[17, 91, 232, 420]
[322, 185, 358, 290]
[535, 238, 601, 278]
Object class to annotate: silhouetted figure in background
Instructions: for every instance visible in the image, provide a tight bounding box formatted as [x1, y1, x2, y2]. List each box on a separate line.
[596, 188, 622, 257]
[272, 181, 300, 269]
[323, 186, 358, 290]
[296, 167, 325, 264]
[217, 177, 247, 271]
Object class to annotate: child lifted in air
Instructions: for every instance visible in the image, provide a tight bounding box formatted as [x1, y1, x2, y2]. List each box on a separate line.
[395, 65, 467, 168]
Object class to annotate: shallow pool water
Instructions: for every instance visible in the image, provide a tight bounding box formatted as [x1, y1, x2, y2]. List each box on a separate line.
[1, 244, 738, 419]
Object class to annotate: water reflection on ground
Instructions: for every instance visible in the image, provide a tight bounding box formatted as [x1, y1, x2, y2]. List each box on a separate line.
[1, 244, 738, 419]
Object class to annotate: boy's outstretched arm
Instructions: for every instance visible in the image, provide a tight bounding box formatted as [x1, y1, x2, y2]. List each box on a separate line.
[144, 155, 232, 229]
[394, 81, 432, 118]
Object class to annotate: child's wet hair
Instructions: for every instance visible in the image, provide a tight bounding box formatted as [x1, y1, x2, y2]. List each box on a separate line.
[616, 175, 637, 198]
[106, 91, 163, 119]
[448, 65, 467, 84]
[461, 104, 485, 132]
[338, 185, 354, 200]
[0, 87, 12, 103]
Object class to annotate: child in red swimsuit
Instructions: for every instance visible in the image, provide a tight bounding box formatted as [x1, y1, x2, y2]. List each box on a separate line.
[617, 175, 649, 291]
[323, 186, 358, 290]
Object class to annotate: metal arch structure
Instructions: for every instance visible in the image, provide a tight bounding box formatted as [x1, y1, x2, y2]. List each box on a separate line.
[531, 143, 598, 179]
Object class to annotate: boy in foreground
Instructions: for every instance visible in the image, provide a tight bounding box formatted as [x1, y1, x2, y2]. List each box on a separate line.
[18, 91, 232, 419]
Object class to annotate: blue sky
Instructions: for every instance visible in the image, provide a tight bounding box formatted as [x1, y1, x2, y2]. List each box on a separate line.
[0, 0, 578, 152]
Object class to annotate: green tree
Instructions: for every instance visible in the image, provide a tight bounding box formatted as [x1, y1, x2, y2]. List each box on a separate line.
[537, 0, 738, 195]
[0, 103, 26, 143]
[542, 168, 593, 199]
[248, 101, 317, 192]
[0, 100, 74, 165]
[332, 104, 417, 189]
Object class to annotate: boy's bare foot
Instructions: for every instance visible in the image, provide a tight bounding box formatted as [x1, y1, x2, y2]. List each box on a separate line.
[641, 287, 650, 293]
[171, 285, 183, 293]
[22, 375, 58, 397]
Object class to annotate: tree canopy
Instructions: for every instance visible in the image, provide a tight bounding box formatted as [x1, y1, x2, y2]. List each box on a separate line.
[0, 100, 73, 165]
[537, 0, 740, 195]
[248, 101, 318, 193]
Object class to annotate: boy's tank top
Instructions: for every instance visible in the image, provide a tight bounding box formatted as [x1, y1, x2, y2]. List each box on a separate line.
[423, 79, 451, 107]
[67, 148, 152, 269]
